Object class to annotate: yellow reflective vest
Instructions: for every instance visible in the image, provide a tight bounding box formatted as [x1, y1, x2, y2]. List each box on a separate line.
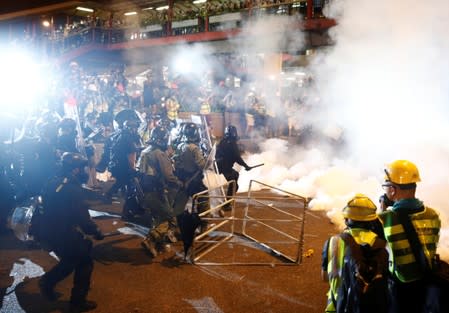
[323, 228, 379, 313]
[379, 206, 440, 283]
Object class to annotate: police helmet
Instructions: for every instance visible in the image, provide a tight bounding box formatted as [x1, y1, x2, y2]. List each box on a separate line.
[98, 112, 114, 127]
[183, 123, 200, 143]
[224, 125, 239, 141]
[58, 118, 77, 135]
[123, 119, 140, 131]
[35, 120, 58, 141]
[61, 152, 88, 173]
[114, 109, 140, 129]
[149, 126, 169, 150]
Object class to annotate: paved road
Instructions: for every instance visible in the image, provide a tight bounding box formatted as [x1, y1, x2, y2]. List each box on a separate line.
[0, 195, 333, 313]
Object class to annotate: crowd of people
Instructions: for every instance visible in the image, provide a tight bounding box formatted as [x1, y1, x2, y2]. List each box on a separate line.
[2, 56, 444, 313]
[0, 64, 254, 311]
[321, 160, 446, 313]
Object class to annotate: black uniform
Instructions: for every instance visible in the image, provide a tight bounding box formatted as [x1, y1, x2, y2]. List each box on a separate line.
[215, 137, 249, 197]
[138, 145, 181, 254]
[107, 128, 141, 197]
[0, 168, 14, 233]
[39, 169, 103, 309]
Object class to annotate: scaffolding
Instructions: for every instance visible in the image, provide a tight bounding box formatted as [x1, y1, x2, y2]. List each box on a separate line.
[190, 179, 309, 265]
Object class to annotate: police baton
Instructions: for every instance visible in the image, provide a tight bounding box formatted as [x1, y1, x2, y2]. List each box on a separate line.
[248, 163, 264, 170]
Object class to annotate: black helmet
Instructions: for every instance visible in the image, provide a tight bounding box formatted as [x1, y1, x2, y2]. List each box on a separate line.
[98, 112, 114, 127]
[58, 118, 77, 135]
[123, 119, 140, 131]
[224, 125, 239, 141]
[61, 152, 88, 173]
[35, 120, 58, 142]
[114, 109, 140, 129]
[183, 122, 200, 143]
[149, 126, 169, 150]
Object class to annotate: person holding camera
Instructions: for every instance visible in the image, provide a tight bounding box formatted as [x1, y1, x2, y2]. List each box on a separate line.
[379, 160, 441, 313]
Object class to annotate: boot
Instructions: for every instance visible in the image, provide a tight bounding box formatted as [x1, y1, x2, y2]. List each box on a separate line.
[141, 237, 158, 257]
[69, 300, 97, 312]
[165, 230, 178, 243]
[39, 278, 59, 301]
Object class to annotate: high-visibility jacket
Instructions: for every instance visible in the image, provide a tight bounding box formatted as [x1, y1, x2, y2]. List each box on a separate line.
[166, 98, 180, 121]
[322, 228, 379, 313]
[379, 199, 440, 283]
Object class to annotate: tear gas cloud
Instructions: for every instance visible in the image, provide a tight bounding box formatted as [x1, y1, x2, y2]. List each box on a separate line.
[237, 1, 449, 259]
[120, 4, 449, 258]
[233, 15, 306, 119]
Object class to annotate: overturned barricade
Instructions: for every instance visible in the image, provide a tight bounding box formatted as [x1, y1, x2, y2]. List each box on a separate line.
[191, 180, 309, 265]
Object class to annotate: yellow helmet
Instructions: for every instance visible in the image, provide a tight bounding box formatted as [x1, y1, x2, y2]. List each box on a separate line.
[384, 160, 421, 185]
[342, 194, 377, 222]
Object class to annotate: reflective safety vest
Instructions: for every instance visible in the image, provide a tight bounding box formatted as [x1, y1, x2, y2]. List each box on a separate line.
[200, 101, 210, 115]
[166, 98, 180, 121]
[323, 228, 378, 313]
[379, 206, 440, 283]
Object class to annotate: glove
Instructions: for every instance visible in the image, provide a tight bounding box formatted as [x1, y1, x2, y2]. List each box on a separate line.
[93, 231, 105, 240]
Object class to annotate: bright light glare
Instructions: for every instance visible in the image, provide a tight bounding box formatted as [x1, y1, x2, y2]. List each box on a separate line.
[124, 11, 137, 16]
[193, 0, 207, 4]
[156, 5, 169, 11]
[42, 20, 50, 27]
[76, 6, 94, 13]
[0, 50, 46, 114]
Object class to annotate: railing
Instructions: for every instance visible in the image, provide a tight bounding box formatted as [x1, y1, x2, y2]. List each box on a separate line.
[190, 179, 310, 265]
[42, 0, 333, 58]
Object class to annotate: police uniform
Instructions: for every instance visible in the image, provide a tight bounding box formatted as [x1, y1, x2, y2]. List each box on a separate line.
[138, 126, 181, 256]
[0, 168, 14, 233]
[174, 142, 206, 194]
[107, 125, 141, 197]
[174, 123, 209, 229]
[215, 125, 250, 198]
[39, 153, 103, 312]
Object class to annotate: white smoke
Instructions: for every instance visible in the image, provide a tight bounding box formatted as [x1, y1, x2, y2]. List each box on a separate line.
[237, 1, 449, 259]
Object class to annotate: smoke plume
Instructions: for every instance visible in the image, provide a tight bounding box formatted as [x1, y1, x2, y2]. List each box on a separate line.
[238, 1, 449, 259]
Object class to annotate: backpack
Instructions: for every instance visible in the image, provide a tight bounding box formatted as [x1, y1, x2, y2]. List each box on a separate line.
[336, 232, 389, 313]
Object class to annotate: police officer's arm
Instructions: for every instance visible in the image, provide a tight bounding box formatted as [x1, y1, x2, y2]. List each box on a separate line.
[72, 186, 103, 238]
[128, 151, 137, 169]
[136, 152, 147, 173]
[157, 151, 181, 187]
[191, 144, 207, 170]
[230, 142, 250, 170]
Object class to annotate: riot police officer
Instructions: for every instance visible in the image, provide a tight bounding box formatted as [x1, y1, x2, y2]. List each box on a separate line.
[215, 125, 251, 201]
[173, 123, 209, 230]
[138, 126, 182, 257]
[106, 117, 142, 201]
[57, 117, 80, 154]
[38, 152, 104, 312]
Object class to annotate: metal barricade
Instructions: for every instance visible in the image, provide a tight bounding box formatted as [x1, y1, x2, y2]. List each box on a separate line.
[190, 179, 309, 265]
